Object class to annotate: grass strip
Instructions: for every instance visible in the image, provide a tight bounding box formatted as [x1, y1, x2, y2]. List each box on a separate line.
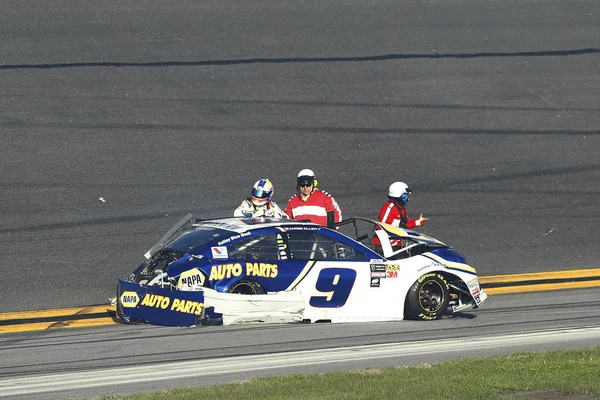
[99, 346, 600, 400]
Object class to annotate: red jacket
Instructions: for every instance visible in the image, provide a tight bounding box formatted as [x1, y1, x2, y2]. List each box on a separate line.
[373, 199, 418, 246]
[284, 189, 342, 227]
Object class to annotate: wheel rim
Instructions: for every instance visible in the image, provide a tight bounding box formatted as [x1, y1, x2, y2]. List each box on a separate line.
[418, 280, 445, 313]
[231, 283, 256, 294]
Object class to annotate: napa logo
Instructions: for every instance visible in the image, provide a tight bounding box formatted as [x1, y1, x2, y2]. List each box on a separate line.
[178, 268, 205, 291]
[120, 291, 140, 308]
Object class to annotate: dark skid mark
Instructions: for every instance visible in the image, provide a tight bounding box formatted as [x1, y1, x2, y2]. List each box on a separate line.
[0, 212, 171, 234]
[1, 48, 598, 70]
[434, 164, 600, 187]
[6, 95, 598, 112]
[1, 121, 599, 136]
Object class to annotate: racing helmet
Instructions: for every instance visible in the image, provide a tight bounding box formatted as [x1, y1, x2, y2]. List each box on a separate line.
[297, 169, 318, 192]
[388, 181, 411, 203]
[251, 179, 274, 206]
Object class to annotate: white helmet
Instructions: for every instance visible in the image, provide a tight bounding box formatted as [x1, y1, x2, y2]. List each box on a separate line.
[388, 181, 411, 201]
[297, 169, 315, 179]
[297, 169, 318, 190]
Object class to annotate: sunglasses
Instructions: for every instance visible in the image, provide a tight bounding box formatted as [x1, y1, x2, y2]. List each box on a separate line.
[299, 182, 313, 187]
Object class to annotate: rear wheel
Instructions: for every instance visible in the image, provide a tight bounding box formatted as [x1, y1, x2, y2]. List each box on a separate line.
[405, 273, 449, 320]
[228, 279, 266, 295]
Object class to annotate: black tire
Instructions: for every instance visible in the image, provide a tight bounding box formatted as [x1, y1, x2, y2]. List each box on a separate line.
[405, 273, 449, 320]
[228, 279, 266, 295]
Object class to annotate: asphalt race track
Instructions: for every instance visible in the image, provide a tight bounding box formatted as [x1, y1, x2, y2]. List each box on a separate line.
[1, 289, 600, 399]
[0, 1, 599, 316]
[1, 2, 600, 400]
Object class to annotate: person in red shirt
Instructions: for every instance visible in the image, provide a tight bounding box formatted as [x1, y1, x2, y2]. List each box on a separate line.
[373, 181, 428, 248]
[284, 169, 342, 228]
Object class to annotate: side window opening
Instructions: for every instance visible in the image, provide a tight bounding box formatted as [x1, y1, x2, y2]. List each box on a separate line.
[228, 233, 283, 260]
[287, 231, 364, 261]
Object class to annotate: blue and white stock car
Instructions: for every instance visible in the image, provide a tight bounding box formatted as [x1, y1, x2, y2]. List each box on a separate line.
[116, 215, 487, 326]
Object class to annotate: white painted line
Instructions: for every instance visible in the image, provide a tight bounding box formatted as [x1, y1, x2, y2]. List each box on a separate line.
[2, 326, 600, 397]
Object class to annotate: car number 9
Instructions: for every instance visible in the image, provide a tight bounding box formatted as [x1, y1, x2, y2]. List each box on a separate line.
[309, 268, 356, 308]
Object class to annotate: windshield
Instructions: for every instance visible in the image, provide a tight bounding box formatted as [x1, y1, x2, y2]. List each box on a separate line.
[163, 226, 230, 254]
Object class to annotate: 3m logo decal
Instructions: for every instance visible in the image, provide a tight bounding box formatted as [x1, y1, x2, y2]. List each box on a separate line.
[386, 270, 398, 278]
[120, 291, 140, 308]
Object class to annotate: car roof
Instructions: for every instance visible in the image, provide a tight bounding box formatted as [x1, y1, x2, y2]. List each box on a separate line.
[195, 217, 321, 233]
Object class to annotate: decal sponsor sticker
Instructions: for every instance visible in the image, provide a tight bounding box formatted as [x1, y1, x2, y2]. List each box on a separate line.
[177, 268, 205, 290]
[386, 270, 398, 278]
[140, 293, 204, 315]
[370, 277, 380, 287]
[277, 234, 288, 260]
[211, 246, 228, 259]
[370, 264, 387, 272]
[418, 262, 441, 272]
[117, 280, 207, 326]
[371, 271, 386, 279]
[284, 226, 321, 231]
[217, 232, 251, 246]
[386, 264, 400, 271]
[467, 278, 480, 289]
[247, 262, 278, 278]
[208, 262, 278, 280]
[467, 278, 482, 303]
[120, 291, 140, 308]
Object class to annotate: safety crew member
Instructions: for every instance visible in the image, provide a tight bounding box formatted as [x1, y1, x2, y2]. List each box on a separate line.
[373, 181, 428, 247]
[284, 169, 342, 227]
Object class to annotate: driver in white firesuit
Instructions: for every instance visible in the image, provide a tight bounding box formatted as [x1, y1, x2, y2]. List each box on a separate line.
[234, 178, 287, 218]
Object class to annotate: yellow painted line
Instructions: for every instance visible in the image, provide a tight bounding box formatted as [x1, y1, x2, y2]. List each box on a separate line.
[0, 318, 117, 334]
[479, 268, 600, 284]
[1, 268, 599, 334]
[0, 305, 113, 322]
[484, 279, 600, 295]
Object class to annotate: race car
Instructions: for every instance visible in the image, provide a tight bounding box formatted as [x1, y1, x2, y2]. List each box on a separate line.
[116, 215, 487, 326]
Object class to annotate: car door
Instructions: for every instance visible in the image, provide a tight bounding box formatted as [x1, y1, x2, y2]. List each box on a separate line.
[286, 229, 407, 322]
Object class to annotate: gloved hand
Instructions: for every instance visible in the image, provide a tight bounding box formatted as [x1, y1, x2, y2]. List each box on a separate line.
[252, 210, 265, 218]
[415, 214, 428, 226]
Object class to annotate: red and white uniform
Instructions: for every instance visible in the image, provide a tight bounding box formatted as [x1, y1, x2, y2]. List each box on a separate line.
[284, 189, 342, 226]
[373, 199, 419, 246]
[378, 199, 420, 229]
